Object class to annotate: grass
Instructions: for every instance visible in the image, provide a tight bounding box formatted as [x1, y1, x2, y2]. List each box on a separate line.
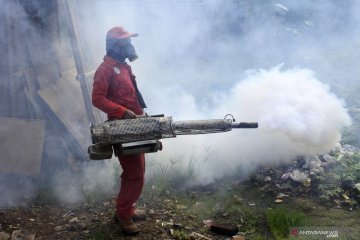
[141, 155, 198, 202]
[265, 207, 307, 240]
[141, 145, 213, 202]
[75, 182, 108, 208]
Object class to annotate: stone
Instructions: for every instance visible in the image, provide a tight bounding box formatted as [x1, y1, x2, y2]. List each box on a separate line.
[0, 232, 10, 240]
[276, 193, 289, 198]
[54, 226, 64, 232]
[68, 217, 79, 223]
[189, 232, 212, 240]
[11, 230, 36, 240]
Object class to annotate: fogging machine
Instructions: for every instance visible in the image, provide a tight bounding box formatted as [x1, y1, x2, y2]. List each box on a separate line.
[88, 114, 258, 160]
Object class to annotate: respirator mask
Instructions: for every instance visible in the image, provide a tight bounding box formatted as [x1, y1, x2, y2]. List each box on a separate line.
[124, 43, 138, 62]
[106, 38, 138, 62]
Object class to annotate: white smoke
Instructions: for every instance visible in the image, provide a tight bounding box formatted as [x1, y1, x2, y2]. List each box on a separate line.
[152, 66, 352, 184]
[52, 159, 119, 205]
[217, 66, 351, 151]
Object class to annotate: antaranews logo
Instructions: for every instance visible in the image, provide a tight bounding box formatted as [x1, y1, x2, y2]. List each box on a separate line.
[289, 227, 350, 239]
[290, 228, 299, 237]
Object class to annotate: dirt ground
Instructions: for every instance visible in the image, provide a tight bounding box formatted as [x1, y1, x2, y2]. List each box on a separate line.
[1, 176, 359, 240]
[0, 195, 229, 240]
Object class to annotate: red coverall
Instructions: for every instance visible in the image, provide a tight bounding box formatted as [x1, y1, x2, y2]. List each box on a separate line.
[92, 55, 145, 222]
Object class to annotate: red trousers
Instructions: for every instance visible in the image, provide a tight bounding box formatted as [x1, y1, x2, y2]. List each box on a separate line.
[116, 154, 145, 221]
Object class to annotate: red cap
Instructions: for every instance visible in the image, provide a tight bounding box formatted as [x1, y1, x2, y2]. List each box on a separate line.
[106, 26, 139, 39]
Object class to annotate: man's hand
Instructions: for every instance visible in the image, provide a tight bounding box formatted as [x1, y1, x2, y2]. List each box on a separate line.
[123, 110, 137, 119]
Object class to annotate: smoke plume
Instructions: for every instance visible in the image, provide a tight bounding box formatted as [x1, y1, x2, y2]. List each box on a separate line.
[203, 66, 351, 183]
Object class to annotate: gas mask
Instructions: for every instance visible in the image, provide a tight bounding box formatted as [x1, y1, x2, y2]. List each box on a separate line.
[124, 43, 138, 62]
[106, 38, 138, 62]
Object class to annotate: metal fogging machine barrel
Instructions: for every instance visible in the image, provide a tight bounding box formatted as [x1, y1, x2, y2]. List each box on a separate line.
[88, 115, 258, 160]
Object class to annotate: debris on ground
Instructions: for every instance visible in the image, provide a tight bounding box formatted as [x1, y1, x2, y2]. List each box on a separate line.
[208, 223, 238, 236]
[189, 232, 213, 240]
[251, 143, 360, 208]
[204, 220, 239, 236]
[0, 144, 359, 239]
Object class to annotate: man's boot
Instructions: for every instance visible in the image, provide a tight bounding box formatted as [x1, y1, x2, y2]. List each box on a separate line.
[132, 209, 146, 221]
[114, 212, 140, 235]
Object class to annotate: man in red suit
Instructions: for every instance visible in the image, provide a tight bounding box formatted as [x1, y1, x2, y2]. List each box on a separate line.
[92, 26, 146, 235]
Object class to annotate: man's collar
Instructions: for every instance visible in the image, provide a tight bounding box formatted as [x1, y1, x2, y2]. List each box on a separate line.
[104, 55, 128, 66]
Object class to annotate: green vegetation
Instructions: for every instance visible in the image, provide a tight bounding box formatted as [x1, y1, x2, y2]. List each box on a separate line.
[172, 229, 189, 240]
[339, 153, 360, 183]
[265, 208, 307, 240]
[315, 152, 360, 204]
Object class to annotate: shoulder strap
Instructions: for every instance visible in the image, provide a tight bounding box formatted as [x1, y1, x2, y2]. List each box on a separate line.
[125, 64, 147, 108]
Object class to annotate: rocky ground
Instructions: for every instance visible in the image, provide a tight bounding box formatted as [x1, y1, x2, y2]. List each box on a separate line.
[1, 144, 360, 239]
